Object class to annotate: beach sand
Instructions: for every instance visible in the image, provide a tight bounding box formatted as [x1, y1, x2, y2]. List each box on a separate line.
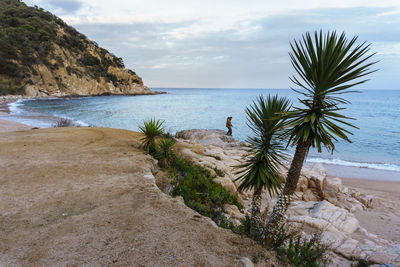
[0, 118, 34, 132]
[341, 178, 400, 243]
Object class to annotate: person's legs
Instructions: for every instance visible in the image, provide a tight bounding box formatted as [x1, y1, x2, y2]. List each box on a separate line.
[227, 127, 232, 136]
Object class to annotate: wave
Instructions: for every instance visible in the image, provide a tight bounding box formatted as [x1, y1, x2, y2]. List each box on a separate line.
[8, 99, 25, 114]
[306, 157, 400, 172]
[7, 100, 90, 128]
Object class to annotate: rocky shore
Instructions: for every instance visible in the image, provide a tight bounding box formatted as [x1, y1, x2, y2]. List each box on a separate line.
[174, 129, 400, 266]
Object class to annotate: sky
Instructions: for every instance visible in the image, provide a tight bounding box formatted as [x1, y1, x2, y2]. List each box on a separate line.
[23, 0, 400, 89]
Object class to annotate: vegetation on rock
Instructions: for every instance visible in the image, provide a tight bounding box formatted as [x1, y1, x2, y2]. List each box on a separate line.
[139, 119, 243, 230]
[0, 0, 144, 96]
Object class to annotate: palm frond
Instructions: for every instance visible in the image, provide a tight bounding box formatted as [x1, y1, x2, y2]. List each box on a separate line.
[235, 95, 291, 195]
[288, 30, 377, 153]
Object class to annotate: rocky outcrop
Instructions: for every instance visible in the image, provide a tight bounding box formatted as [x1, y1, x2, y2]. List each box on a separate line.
[0, 0, 161, 97]
[22, 43, 158, 97]
[175, 129, 400, 266]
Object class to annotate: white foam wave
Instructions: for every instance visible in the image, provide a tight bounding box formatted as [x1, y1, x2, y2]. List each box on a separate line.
[8, 99, 25, 114]
[307, 157, 400, 172]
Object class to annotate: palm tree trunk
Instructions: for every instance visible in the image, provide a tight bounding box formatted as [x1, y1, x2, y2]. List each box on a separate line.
[264, 140, 310, 248]
[250, 187, 264, 236]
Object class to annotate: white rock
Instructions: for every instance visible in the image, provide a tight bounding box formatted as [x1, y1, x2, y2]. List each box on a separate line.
[223, 204, 245, 220]
[336, 238, 359, 258]
[310, 201, 359, 234]
[327, 177, 343, 192]
[239, 257, 254, 267]
[143, 173, 155, 180]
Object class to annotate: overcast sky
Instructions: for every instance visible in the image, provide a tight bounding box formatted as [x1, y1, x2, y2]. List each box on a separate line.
[24, 0, 400, 89]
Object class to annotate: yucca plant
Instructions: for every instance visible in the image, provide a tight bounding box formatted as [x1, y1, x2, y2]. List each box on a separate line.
[138, 118, 165, 151]
[264, 30, 377, 247]
[156, 137, 176, 168]
[235, 95, 291, 236]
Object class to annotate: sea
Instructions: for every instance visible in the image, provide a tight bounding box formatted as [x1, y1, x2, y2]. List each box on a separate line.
[3, 88, 400, 181]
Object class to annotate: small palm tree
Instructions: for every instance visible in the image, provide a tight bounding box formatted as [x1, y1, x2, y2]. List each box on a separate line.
[235, 95, 291, 236]
[264, 31, 377, 247]
[138, 118, 165, 151]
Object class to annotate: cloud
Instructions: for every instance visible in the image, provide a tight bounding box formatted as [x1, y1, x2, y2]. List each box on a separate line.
[25, 0, 84, 15]
[22, 1, 400, 89]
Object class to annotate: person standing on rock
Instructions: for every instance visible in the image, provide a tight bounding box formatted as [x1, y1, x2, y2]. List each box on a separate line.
[226, 116, 232, 136]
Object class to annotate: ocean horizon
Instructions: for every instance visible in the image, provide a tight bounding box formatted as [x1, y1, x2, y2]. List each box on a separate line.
[4, 88, 400, 181]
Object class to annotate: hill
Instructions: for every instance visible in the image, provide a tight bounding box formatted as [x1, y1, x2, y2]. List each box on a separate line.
[0, 0, 156, 96]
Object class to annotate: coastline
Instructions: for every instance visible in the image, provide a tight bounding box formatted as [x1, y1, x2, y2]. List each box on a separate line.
[1, 119, 399, 265]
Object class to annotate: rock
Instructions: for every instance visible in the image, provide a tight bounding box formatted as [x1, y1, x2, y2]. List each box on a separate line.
[307, 164, 327, 199]
[328, 177, 343, 192]
[296, 175, 309, 192]
[213, 177, 238, 196]
[336, 238, 359, 258]
[175, 129, 243, 147]
[223, 204, 245, 220]
[239, 257, 254, 267]
[352, 193, 381, 208]
[368, 251, 394, 265]
[310, 201, 359, 234]
[336, 196, 365, 212]
[320, 231, 348, 249]
[143, 172, 155, 181]
[302, 189, 319, 201]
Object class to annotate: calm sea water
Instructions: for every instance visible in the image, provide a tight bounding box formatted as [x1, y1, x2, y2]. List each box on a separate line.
[5, 88, 400, 181]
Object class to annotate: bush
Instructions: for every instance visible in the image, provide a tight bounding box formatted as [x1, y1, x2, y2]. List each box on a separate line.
[0, 77, 25, 95]
[272, 227, 330, 267]
[139, 119, 243, 230]
[80, 53, 100, 66]
[171, 156, 243, 219]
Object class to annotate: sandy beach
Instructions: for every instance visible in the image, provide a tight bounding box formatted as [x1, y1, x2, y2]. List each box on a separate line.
[341, 178, 400, 244]
[0, 117, 399, 265]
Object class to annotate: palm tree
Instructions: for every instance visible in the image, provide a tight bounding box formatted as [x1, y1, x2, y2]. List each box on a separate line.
[235, 95, 291, 236]
[138, 118, 165, 151]
[264, 30, 377, 247]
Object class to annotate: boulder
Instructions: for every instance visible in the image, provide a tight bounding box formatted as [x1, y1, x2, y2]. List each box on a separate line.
[335, 238, 359, 258]
[302, 189, 320, 201]
[175, 129, 243, 147]
[310, 201, 359, 234]
[223, 204, 245, 220]
[213, 177, 239, 198]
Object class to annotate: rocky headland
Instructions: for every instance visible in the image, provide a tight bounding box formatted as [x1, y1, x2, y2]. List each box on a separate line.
[173, 129, 400, 266]
[0, 0, 161, 97]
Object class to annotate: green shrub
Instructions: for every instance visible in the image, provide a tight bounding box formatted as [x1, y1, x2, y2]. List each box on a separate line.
[81, 53, 100, 66]
[272, 227, 330, 267]
[171, 156, 243, 219]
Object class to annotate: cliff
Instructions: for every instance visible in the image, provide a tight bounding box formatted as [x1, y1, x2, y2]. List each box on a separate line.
[0, 0, 157, 97]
